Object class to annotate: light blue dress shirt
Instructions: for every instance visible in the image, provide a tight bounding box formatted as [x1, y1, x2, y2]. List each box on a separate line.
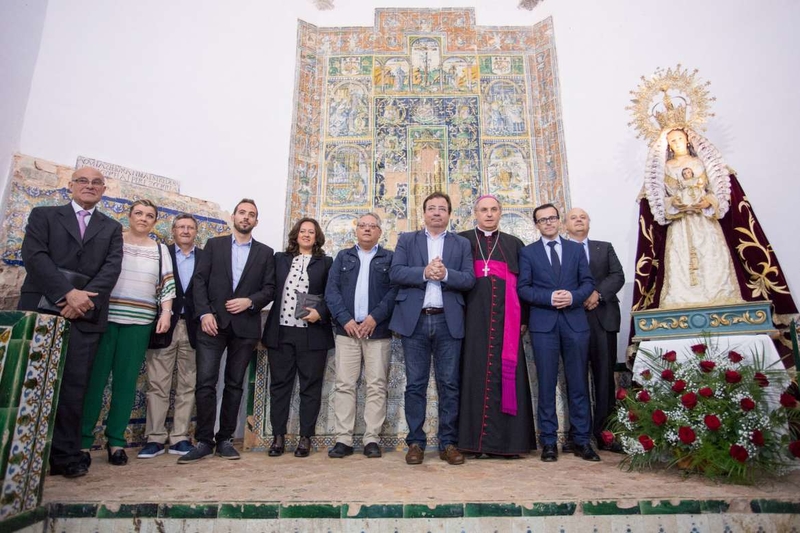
[231, 236, 252, 290]
[354, 245, 378, 322]
[174, 244, 195, 314]
[422, 229, 448, 308]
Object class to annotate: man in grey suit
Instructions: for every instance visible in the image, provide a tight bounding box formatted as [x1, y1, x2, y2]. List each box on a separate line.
[389, 192, 475, 466]
[18, 166, 123, 478]
[565, 207, 625, 453]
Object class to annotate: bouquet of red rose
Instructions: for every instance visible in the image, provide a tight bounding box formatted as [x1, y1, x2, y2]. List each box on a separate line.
[608, 338, 800, 484]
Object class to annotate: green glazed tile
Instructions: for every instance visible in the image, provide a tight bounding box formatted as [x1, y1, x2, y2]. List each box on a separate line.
[404, 503, 464, 518]
[279, 503, 341, 519]
[750, 499, 800, 513]
[639, 500, 702, 515]
[158, 503, 218, 519]
[49, 503, 99, 518]
[97, 503, 159, 519]
[0, 504, 48, 532]
[218, 503, 279, 519]
[342, 503, 403, 519]
[522, 502, 578, 516]
[582, 501, 639, 516]
[465, 503, 521, 517]
[700, 500, 730, 513]
[0, 312, 27, 328]
[0, 339, 29, 407]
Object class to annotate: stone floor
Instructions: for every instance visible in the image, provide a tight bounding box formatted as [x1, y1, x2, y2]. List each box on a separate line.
[43, 444, 800, 506]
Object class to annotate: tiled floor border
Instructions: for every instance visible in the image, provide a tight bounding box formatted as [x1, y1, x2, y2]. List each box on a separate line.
[38, 498, 800, 520]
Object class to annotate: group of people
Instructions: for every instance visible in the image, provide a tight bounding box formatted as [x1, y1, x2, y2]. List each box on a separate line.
[18, 166, 624, 479]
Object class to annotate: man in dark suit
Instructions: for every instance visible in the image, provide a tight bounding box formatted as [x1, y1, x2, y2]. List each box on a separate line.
[389, 192, 475, 466]
[139, 214, 205, 459]
[178, 199, 276, 464]
[518, 203, 599, 462]
[18, 166, 123, 478]
[565, 207, 625, 453]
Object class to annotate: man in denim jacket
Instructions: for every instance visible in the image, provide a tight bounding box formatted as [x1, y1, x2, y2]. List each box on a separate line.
[325, 213, 398, 458]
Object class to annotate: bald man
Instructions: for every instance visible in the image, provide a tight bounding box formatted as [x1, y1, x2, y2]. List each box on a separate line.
[18, 167, 123, 477]
[564, 208, 625, 453]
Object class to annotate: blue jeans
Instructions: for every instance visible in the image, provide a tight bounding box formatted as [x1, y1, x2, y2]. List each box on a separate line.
[401, 313, 462, 451]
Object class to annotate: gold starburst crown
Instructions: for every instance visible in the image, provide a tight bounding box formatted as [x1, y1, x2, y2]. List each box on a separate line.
[627, 65, 716, 142]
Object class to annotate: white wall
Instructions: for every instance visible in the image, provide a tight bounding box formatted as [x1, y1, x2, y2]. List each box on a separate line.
[0, 0, 49, 196]
[16, 0, 800, 345]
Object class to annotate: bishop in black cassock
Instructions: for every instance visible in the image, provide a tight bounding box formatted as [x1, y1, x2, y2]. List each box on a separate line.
[457, 195, 535, 457]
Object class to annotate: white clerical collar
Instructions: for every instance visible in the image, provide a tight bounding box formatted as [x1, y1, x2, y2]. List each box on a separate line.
[71, 200, 96, 215]
[477, 226, 498, 237]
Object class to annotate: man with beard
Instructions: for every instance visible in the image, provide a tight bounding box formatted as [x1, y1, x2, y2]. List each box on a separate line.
[179, 199, 276, 464]
[564, 207, 625, 453]
[457, 195, 535, 458]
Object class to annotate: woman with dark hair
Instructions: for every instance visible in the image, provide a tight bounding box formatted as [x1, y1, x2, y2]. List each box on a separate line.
[81, 199, 175, 465]
[262, 217, 334, 457]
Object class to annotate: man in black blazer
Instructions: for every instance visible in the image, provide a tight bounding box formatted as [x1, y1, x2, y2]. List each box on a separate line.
[139, 214, 205, 459]
[179, 199, 276, 464]
[565, 208, 625, 452]
[18, 166, 123, 478]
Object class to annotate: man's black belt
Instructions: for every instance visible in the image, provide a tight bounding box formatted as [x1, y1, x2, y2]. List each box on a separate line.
[421, 307, 444, 315]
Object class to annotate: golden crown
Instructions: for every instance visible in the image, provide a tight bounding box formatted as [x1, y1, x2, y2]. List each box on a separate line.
[627, 65, 715, 143]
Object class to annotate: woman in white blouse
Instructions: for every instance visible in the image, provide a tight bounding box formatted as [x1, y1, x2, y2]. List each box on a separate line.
[81, 200, 176, 466]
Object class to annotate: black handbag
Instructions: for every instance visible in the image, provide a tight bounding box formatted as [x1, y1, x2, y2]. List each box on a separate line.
[148, 244, 171, 349]
[294, 290, 322, 319]
[37, 268, 100, 323]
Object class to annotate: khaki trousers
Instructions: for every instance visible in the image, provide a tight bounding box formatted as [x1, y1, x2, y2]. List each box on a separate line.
[332, 335, 391, 446]
[144, 319, 196, 444]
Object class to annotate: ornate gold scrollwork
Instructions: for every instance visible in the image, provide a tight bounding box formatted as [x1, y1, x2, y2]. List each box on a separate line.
[709, 310, 768, 328]
[735, 198, 790, 300]
[638, 316, 689, 332]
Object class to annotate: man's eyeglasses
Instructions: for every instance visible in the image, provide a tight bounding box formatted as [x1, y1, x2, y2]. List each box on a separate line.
[357, 223, 379, 229]
[72, 178, 105, 187]
[535, 215, 559, 225]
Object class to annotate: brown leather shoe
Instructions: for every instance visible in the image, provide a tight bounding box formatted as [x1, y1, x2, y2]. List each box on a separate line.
[439, 444, 465, 465]
[405, 444, 424, 465]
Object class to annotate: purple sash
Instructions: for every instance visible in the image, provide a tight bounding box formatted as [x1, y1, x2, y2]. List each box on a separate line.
[473, 259, 521, 416]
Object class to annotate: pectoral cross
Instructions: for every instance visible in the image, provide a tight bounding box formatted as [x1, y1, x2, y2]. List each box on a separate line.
[482, 263, 490, 277]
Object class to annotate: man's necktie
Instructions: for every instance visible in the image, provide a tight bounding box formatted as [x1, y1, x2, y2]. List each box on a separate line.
[547, 240, 561, 279]
[584, 241, 590, 264]
[77, 210, 90, 239]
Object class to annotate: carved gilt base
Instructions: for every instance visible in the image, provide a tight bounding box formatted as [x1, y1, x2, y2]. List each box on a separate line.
[631, 301, 776, 342]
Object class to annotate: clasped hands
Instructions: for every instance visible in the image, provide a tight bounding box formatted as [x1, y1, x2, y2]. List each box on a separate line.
[343, 316, 377, 339]
[58, 288, 97, 319]
[551, 289, 573, 309]
[424, 256, 446, 282]
[672, 197, 711, 214]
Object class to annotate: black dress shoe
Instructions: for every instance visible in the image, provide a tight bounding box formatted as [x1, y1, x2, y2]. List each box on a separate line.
[294, 436, 311, 458]
[268, 435, 285, 457]
[79, 451, 92, 468]
[573, 443, 601, 462]
[561, 440, 574, 453]
[597, 441, 625, 454]
[50, 462, 88, 478]
[328, 442, 354, 458]
[363, 442, 382, 458]
[106, 444, 128, 466]
[540, 444, 558, 462]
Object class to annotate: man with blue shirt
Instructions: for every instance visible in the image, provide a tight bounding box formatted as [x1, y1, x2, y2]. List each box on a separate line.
[139, 214, 205, 459]
[325, 213, 397, 459]
[179, 199, 276, 464]
[389, 192, 475, 466]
